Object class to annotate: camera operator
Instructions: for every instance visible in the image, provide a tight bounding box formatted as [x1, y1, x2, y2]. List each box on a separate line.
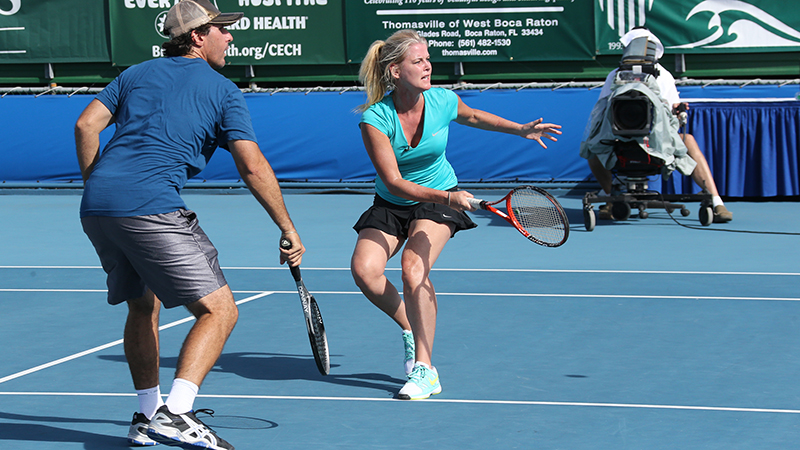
[580, 27, 733, 223]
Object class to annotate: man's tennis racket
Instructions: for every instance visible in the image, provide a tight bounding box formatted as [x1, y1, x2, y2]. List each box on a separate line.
[279, 239, 330, 375]
[467, 185, 569, 247]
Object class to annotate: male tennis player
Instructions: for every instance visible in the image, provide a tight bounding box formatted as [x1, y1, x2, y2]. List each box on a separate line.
[75, 1, 304, 448]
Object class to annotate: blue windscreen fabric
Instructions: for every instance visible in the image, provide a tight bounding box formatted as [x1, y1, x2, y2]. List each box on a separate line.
[2, 84, 798, 199]
[1, 95, 103, 183]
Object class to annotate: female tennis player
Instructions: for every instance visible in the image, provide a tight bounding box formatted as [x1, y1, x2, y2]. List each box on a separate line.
[350, 29, 562, 400]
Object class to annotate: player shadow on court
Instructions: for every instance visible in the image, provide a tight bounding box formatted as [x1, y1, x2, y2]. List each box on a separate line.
[470, 200, 607, 232]
[0, 412, 130, 449]
[562, 207, 588, 230]
[471, 205, 585, 229]
[99, 353, 406, 396]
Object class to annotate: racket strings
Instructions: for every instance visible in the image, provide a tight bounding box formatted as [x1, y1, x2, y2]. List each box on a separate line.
[508, 189, 567, 244]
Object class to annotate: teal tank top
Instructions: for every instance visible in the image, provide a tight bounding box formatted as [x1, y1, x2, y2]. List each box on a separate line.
[360, 88, 459, 206]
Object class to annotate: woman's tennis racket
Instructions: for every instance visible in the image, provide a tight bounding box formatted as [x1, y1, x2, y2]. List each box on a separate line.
[467, 185, 569, 247]
[279, 238, 330, 375]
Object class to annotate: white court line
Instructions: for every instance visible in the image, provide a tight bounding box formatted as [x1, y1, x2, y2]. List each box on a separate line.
[200, 291, 800, 303]
[0, 292, 275, 385]
[3, 265, 800, 276]
[228, 267, 800, 277]
[3, 272, 798, 380]
[442, 292, 800, 302]
[2, 288, 800, 303]
[247, 291, 800, 302]
[0, 391, 798, 415]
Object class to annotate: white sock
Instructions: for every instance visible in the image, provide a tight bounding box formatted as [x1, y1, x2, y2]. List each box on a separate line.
[165, 378, 199, 415]
[136, 386, 164, 420]
[712, 196, 724, 208]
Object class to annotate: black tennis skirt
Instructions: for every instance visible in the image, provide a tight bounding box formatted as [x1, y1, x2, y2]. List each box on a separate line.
[353, 191, 477, 239]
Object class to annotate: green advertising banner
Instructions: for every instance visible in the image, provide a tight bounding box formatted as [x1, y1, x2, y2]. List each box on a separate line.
[4, 0, 798, 77]
[595, 0, 800, 55]
[109, 0, 345, 67]
[0, 0, 109, 63]
[344, 0, 595, 63]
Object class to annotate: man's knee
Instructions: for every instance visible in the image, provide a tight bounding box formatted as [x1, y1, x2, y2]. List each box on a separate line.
[187, 286, 238, 323]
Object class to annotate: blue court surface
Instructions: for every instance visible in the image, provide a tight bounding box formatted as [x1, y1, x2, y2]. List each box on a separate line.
[1, 188, 799, 449]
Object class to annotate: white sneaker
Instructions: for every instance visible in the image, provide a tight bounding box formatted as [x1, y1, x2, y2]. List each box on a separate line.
[398, 363, 442, 400]
[128, 412, 159, 446]
[147, 406, 233, 450]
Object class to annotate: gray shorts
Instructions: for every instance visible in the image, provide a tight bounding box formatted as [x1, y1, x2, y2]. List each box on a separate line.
[81, 209, 227, 308]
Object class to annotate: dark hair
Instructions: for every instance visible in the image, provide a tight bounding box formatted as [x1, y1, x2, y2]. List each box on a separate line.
[161, 23, 212, 57]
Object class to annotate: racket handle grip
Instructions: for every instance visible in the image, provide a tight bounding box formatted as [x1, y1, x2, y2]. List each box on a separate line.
[467, 197, 484, 210]
[280, 238, 302, 281]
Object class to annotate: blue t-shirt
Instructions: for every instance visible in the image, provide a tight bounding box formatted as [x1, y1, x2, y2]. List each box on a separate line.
[360, 88, 459, 206]
[80, 57, 257, 218]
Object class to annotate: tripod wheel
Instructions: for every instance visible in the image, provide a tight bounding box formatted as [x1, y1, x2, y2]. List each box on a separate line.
[611, 202, 632, 221]
[584, 208, 596, 232]
[699, 206, 713, 226]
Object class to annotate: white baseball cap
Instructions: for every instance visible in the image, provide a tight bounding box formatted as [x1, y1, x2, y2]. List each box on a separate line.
[164, 0, 243, 39]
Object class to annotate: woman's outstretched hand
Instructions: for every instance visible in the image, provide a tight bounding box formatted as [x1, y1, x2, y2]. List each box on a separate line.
[520, 118, 562, 148]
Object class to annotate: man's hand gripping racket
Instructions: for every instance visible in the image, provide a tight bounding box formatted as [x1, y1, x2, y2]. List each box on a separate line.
[467, 185, 569, 247]
[280, 239, 330, 375]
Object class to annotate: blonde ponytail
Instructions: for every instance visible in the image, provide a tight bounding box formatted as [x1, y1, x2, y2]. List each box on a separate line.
[358, 40, 388, 112]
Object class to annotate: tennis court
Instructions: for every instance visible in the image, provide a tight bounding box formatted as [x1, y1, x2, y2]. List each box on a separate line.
[1, 187, 799, 449]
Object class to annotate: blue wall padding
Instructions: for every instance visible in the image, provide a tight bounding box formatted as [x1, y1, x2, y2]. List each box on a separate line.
[2, 84, 798, 197]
